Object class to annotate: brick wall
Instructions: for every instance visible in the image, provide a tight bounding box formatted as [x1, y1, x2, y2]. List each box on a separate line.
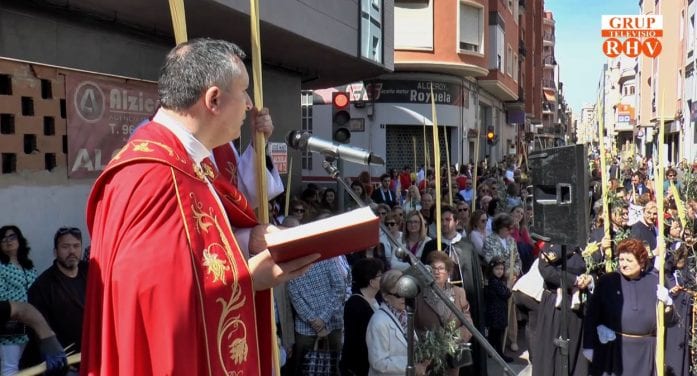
[0, 58, 66, 174]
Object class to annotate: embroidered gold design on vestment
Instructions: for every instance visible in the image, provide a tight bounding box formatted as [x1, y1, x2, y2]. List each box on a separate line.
[203, 248, 230, 285]
[190, 194, 249, 369]
[133, 142, 154, 152]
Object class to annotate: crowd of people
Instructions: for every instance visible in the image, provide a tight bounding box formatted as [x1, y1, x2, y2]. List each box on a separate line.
[265, 149, 697, 376]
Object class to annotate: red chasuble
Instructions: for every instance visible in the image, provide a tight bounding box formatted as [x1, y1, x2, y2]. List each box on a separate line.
[82, 122, 273, 376]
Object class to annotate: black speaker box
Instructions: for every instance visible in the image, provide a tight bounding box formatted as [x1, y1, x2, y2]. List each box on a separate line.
[528, 144, 589, 246]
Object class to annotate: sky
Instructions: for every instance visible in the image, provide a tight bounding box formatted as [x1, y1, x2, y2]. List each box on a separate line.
[544, 0, 640, 114]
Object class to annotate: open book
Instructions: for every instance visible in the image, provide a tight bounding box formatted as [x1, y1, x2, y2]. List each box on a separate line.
[265, 206, 381, 263]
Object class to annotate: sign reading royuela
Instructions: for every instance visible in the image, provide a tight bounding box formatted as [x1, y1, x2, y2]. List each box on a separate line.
[365, 80, 468, 107]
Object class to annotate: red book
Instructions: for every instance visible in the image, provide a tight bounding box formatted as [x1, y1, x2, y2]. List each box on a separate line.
[265, 207, 380, 263]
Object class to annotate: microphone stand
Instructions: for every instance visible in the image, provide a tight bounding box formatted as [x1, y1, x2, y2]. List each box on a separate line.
[320, 157, 517, 376]
[406, 297, 416, 376]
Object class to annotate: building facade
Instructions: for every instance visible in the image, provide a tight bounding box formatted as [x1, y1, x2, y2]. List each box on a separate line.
[302, 0, 552, 182]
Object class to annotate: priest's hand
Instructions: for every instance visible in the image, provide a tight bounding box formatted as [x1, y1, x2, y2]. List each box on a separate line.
[250, 107, 273, 146]
[248, 224, 279, 255]
[248, 250, 320, 291]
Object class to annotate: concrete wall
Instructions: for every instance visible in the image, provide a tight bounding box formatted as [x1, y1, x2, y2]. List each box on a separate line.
[0, 6, 168, 81]
[0, 169, 92, 273]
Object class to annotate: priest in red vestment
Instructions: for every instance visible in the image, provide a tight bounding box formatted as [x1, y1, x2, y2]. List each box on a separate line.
[82, 38, 318, 376]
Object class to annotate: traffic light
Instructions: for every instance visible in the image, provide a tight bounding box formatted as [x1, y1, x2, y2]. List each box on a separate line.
[332, 92, 351, 143]
[486, 126, 497, 145]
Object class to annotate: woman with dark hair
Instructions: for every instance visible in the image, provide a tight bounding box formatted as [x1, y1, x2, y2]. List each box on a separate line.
[348, 180, 373, 211]
[320, 187, 339, 214]
[288, 199, 309, 223]
[340, 258, 384, 376]
[0, 225, 37, 375]
[380, 213, 402, 270]
[583, 238, 674, 376]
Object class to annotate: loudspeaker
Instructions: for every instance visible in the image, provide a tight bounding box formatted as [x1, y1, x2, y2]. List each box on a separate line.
[528, 144, 589, 246]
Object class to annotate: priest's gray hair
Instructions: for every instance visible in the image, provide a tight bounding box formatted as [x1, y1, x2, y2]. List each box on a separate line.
[158, 38, 246, 110]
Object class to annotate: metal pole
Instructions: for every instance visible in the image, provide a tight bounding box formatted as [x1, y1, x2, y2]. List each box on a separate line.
[405, 298, 416, 376]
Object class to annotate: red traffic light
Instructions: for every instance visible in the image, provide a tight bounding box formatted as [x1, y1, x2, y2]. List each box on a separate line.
[333, 92, 350, 109]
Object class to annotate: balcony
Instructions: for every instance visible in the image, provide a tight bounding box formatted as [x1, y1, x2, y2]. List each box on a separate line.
[618, 68, 635, 85]
[544, 56, 556, 69]
[543, 32, 555, 45]
[543, 79, 556, 90]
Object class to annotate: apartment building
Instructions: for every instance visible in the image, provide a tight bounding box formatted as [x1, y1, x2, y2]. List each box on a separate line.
[577, 104, 596, 144]
[684, 0, 697, 162]
[635, 0, 686, 163]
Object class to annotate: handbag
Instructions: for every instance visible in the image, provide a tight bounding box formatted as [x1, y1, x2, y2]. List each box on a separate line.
[301, 336, 338, 376]
[0, 321, 27, 337]
[446, 342, 473, 368]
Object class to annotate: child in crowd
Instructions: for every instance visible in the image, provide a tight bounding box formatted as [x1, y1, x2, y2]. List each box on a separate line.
[485, 256, 513, 363]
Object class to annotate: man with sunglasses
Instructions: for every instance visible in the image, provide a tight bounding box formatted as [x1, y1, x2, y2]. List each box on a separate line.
[26, 227, 87, 374]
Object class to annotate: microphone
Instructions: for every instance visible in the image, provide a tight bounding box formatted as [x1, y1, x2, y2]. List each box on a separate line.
[286, 130, 385, 165]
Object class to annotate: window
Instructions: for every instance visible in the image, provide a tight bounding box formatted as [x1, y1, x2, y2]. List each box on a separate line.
[300, 91, 313, 170]
[497, 54, 502, 70]
[678, 70, 682, 97]
[630, 86, 635, 95]
[361, 0, 383, 63]
[395, 1, 433, 49]
[690, 15, 695, 50]
[459, 2, 483, 53]
[513, 54, 518, 82]
[507, 46, 513, 76]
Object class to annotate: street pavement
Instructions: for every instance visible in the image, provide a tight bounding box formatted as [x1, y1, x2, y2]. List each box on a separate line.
[485, 325, 533, 375]
[486, 350, 532, 375]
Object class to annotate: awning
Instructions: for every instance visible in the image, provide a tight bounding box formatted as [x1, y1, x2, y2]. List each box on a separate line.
[544, 90, 556, 102]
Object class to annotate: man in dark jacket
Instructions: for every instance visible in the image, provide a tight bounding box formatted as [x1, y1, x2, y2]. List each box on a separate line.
[26, 227, 87, 372]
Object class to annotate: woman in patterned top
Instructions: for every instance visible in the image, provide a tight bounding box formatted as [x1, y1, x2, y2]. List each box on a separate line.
[0, 225, 37, 375]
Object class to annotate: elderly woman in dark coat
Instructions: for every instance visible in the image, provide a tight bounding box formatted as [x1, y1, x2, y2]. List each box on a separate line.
[583, 238, 674, 376]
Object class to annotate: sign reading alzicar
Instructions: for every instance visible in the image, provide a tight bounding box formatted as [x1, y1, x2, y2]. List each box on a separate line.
[66, 72, 158, 178]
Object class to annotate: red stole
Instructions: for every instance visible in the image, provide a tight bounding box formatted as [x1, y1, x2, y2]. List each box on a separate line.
[212, 143, 239, 188]
[84, 122, 273, 376]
